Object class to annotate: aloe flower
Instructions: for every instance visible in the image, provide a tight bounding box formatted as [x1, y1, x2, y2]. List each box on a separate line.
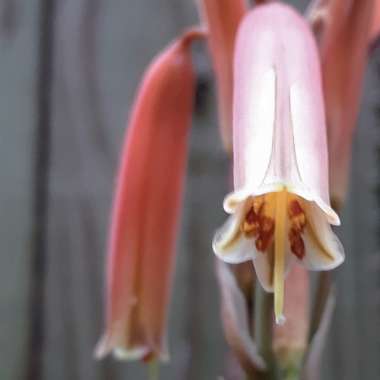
[370, 1, 380, 43]
[212, 3, 344, 323]
[308, 0, 376, 206]
[95, 29, 201, 361]
[196, 0, 247, 152]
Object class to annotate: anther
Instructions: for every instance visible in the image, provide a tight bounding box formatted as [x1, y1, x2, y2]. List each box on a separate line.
[288, 200, 304, 218]
[253, 198, 264, 214]
[261, 216, 274, 233]
[288, 200, 306, 232]
[241, 208, 260, 237]
[289, 228, 305, 260]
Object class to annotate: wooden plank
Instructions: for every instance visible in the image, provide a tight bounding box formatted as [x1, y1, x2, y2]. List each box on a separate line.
[0, 1, 40, 379]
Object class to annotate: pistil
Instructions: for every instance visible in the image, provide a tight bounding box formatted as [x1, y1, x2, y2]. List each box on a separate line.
[274, 189, 287, 324]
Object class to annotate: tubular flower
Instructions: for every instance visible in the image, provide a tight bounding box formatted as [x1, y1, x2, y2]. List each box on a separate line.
[308, 0, 375, 206]
[95, 29, 201, 361]
[196, 0, 247, 152]
[370, 0, 380, 44]
[212, 3, 344, 323]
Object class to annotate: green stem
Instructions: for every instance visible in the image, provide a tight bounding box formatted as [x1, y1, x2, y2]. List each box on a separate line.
[251, 283, 278, 380]
[147, 360, 160, 380]
[254, 284, 272, 360]
[281, 366, 301, 380]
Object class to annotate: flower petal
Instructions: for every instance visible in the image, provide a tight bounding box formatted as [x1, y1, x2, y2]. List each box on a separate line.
[196, 0, 247, 151]
[253, 252, 273, 292]
[233, 60, 276, 192]
[213, 205, 257, 264]
[290, 81, 339, 226]
[370, 0, 380, 46]
[301, 203, 345, 270]
[216, 261, 267, 372]
[254, 247, 295, 293]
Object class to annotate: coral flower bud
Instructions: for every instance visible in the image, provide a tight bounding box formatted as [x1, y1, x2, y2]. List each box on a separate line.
[308, 0, 375, 206]
[95, 29, 202, 361]
[370, 1, 380, 44]
[196, 0, 247, 152]
[212, 3, 344, 324]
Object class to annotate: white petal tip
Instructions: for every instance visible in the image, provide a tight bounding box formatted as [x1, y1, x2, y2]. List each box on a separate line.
[113, 347, 150, 361]
[212, 214, 257, 264]
[94, 335, 111, 360]
[275, 314, 286, 325]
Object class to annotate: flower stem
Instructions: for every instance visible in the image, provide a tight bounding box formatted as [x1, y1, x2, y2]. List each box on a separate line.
[280, 365, 301, 380]
[147, 360, 160, 380]
[252, 283, 278, 380]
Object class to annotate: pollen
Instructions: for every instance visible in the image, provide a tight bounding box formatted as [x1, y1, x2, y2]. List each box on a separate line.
[289, 228, 305, 259]
[241, 208, 260, 237]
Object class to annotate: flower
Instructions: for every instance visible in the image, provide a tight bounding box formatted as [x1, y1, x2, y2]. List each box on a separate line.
[370, 0, 380, 44]
[308, 0, 376, 207]
[95, 29, 202, 361]
[212, 3, 344, 323]
[196, 0, 247, 152]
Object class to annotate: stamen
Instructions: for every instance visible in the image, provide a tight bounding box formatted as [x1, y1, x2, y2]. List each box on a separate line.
[253, 198, 264, 214]
[241, 208, 260, 237]
[274, 189, 287, 324]
[255, 216, 274, 251]
[288, 199, 306, 259]
[241, 197, 275, 252]
[289, 228, 305, 259]
[288, 200, 306, 232]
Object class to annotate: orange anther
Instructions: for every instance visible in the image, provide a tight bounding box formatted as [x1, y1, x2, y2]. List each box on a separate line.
[288, 200, 306, 232]
[288, 227, 305, 260]
[291, 214, 306, 232]
[245, 208, 257, 224]
[261, 216, 274, 233]
[241, 207, 260, 237]
[253, 198, 264, 214]
[288, 200, 304, 218]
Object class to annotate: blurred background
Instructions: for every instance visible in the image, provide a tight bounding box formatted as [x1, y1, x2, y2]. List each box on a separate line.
[0, 0, 379, 379]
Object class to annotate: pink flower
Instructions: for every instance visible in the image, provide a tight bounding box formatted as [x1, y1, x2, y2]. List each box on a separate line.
[95, 29, 202, 361]
[212, 3, 344, 323]
[196, 0, 247, 152]
[308, 0, 376, 206]
[370, 0, 380, 43]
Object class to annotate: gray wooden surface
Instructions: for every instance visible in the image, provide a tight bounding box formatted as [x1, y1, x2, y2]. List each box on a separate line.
[0, 1, 38, 379]
[0, 1, 379, 379]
